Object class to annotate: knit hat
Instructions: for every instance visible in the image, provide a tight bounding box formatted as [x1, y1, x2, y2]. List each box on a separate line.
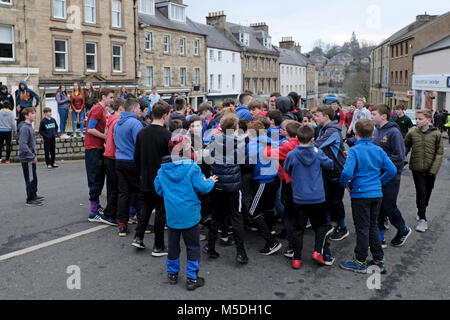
[276, 96, 291, 114]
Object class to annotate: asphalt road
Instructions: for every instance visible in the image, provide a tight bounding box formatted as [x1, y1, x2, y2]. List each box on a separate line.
[0, 143, 449, 300]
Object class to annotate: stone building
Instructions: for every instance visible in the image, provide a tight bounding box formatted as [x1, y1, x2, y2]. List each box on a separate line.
[306, 61, 318, 109]
[137, 0, 207, 108]
[205, 11, 279, 97]
[277, 37, 307, 99]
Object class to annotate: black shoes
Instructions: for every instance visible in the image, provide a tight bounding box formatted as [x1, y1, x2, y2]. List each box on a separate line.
[202, 245, 220, 259]
[168, 273, 178, 285]
[391, 227, 412, 247]
[236, 252, 249, 265]
[259, 241, 282, 256]
[186, 277, 205, 291]
[131, 237, 145, 249]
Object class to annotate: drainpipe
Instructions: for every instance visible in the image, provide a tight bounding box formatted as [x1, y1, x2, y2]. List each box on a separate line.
[24, 1, 30, 81]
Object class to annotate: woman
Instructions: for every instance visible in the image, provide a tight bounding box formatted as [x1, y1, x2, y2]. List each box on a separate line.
[70, 82, 86, 138]
[84, 82, 98, 116]
[56, 85, 70, 139]
[119, 86, 128, 99]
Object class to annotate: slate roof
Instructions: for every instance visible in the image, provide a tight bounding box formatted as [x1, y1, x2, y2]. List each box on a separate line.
[414, 34, 450, 56]
[225, 22, 278, 55]
[276, 47, 308, 66]
[190, 22, 241, 52]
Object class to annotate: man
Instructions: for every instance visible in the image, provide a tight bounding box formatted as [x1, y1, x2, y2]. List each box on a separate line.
[393, 105, 413, 138]
[15, 81, 40, 124]
[133, 101, 172, 256]
[347, 99, 371, 135]
[114, 98, 144, 237]
[331, 101, 345, 128]
[269, 92, 281, 111]
[236, 93, 253, 121]
[169, 97, 188, 129]
[0, 85, 14, 109]
[433, 109, 447, 134]
[148, 87, 161, 112]
[85, 88, 114, 222]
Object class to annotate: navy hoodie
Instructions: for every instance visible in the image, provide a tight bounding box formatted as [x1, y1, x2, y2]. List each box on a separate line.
[284, 145, 334, 204]
[113, 112, 143, 161]
[15, 81, 40, 109]
[372, 120, 405, 172]
[39, 117, 58, 139]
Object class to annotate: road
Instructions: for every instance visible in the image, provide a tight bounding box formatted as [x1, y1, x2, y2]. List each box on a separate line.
[0, 143, 449, 300]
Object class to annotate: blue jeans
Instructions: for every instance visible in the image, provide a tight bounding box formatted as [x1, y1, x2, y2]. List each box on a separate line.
[58, 108, 69, 134]
[275, 183, 284, 218]
[72, 109, 85, 134]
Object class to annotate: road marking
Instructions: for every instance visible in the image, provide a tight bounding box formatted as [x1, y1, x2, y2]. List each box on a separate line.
[0, 225, 110, 262]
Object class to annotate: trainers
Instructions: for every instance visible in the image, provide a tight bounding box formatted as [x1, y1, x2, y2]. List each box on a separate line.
[384, 217, 390, 230]
[97, 205, 105, 214]
[339, 257, 368, 274]
[324, 253, 335, 266]
[312, 251, 326, 265]
[118, 225, 128, 237]
[219, 237, 234, 247]
[291, 259, 302, 269]
[152, 247, 168, 257]
[47, 165, 53, 170]
[202, 245, 220, 259]
[381, 239, 388, 249]
[51, 163, 59, 168]
[25, 200, 43, 207]
[88, 213, 105, 223]
[236, 252, 249, 264]
[131, 238, 145, 249]
[368, 260, 387, 274]
[128, 215, 138, 225]
[33, 195, 45, 201]
[391, 227, 412, 247]
[228, 226, 234, 235]
[249, 226, 259, 232]
[100, 216, 118, 226]
[283, 248, 294, 258]
[168, 273, 178, 285]
[145, 224, 154, 234]
[200, 234, 207, 241]
[259, 241, 282, 256]
[306, 220, 312, 229]
[329, 226, 349, 241]
[415, 219, 428, 233]
[186, 277, 205, 291]
[203, 215, 213, 226]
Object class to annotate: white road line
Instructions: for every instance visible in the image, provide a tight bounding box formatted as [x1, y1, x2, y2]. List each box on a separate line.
[0, 225, 110, 262]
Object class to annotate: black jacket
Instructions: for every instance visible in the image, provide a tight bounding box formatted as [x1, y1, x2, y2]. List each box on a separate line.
[39, 117, 59, 140]
[169, 111, 188, 129]
[0, 85, 14, 108]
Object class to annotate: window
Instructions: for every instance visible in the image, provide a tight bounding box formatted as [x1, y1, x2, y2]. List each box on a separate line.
[180, 68, 186, 86]
[0, 0, 12, 5]
[253, 79, 257, 93]
[405, 70, 408, 84]
[139, 0, 154, 15]
[194, 39, 200, 56]
[163, 35, 170, 53]
[232, 53, 235, 63]
[253, 58, 257, 71]
[0, 25, 14, 61]
[405, 42, 408, 55]
[245, 57, 249, 70]
[195, 68, 200, 86]
[395, 45, 399, 57]
[400, 43, 403, 56]
[146, 67, 153, 87]
[145, 32, 152, 51]
[54, 39, 68, 71]
[239, 33, 249, 46]
[112, 44, 122, 72]
[86, 42, 97, 72]
[209, 49, 214, 61]
[273, 60, 276, 72]
[85, 0, 96, 24]
[218, 51, 222, 62]
[210, 74, 214, 90]
[53, 0, 66, 19]
[169, 3, 185, 23]
[245, 79, 249, 90]
[180, 38, 185, 55]
[261, 79, 264, 93]
[260, 59, 264, 71]
[263, 37, 271, 49]
[111, 0, 122, 28]
[266, 59, 270, 72]
[400, 71, 403, 83]
[164, 67, 171, 87]
[281, 66, 284, 74]
[232, 74, 235, 90]
[218, 74, 222, 90]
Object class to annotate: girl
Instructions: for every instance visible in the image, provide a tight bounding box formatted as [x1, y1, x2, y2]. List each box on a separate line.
[70, 82, 86, 138]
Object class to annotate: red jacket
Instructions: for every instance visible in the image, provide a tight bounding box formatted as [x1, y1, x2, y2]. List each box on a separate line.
[70, 92, 86, 111]
[263, 137, 300, 184]
[345, 111, 354, 130]
[103, 114, 120, 159]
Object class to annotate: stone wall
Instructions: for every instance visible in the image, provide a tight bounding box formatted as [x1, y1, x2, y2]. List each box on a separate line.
[8, 136, 86, 163]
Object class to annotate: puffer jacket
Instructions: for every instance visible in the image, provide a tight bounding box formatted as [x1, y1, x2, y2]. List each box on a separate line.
[405, 125, 444, 175]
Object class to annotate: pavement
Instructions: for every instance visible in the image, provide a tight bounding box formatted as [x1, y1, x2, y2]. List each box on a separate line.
[0, 143, 449, 300]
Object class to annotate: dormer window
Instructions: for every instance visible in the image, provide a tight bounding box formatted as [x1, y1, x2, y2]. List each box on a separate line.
[169, 2, 186, 23]
[263, 37, 271, 49]
[139, 0, 154, 15]
[239, 33, 249, 46]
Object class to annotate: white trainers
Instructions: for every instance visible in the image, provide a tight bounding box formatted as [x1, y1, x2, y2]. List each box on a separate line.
[416, 219, 428, 232]
[61, 134, 70, 139]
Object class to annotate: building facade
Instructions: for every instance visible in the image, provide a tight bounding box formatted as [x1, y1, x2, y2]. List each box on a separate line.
[138, 0, 207, 108]
[277, 37, 307, 99]
[306, 62, 318, 109]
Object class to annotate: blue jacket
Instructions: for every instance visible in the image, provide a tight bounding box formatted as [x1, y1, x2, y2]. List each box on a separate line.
[267, 126, 286, 147]
[284, 145, 334, 204]
[155, 157, 215, 230]
[114, 112, 143, 161]
[247, 134, 279, 183]
[340, 138, 397, 199]
[236, 105, 252, 121]
[372, 120, 405, 172]
[15, 81, 40, 109]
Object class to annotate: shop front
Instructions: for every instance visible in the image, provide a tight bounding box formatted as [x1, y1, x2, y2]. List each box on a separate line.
[412, 74, 450, 111]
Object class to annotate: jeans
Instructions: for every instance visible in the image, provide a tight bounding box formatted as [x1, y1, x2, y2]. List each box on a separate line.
[135, 191, 165, 249]
[116, 160, 142, 224]
[351, 198, 384, 262]
[103, 157, 118, 220]
[58, 108, 69, 134]
[72, 109, 85, 134]
[43, 137, 56, 166]
[84, 148, 105, 202]
[378, 173, 406, 232]
[274, 183, 284, 218]
[412, 171, 436, 221]
[0, 131, 12, 160]
[21, 161, 38, 202]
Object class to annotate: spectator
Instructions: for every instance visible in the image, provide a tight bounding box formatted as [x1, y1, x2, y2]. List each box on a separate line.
[345, 105, 356, 138]
[269, 92, 281, 110]
[15, 80, 40, 124]
[0, 101, 17, 164]
[331, 101, 345, 127]
[84, 82, 98, 115]
[169, 97, 188, 129]
[0, 84, 14, 109]
[236, 93, 253, 121]
[347, 98, 371, 135]
[38, 107, 59, 170]
[392, 105, 413, 138]
[70, 82, 86, 138]
[433, 109, 447, 134]
[119, 86, 128, 99]
[148, 87, 161, 113]
[56, 85, 70, 139]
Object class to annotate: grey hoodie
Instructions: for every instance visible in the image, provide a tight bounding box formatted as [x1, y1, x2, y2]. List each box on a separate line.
[0, 108, 17, 132]
[18, 122, 36, 162]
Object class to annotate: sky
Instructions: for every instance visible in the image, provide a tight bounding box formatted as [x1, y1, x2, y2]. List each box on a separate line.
[185, 0, 450, 52]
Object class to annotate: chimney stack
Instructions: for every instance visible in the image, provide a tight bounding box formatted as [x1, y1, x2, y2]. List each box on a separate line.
[279, 36, 295, 50]
[250, 22, 269, 34]
[206, 11, 226, 33]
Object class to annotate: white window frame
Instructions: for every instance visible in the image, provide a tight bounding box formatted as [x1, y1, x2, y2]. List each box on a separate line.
[218, 74, 222, 90]
[245, 57, 249, 70]
[180, 67, 186, 86]
[54, 39, 68, 72]
[0, 25, 15, 62]
[180, 37, 185, 55]
[169, 2, 186, 23]
[145, 32, 152, 51]
[194, 68, 200, 86]
[85, 0, 96, 24]
[194, 39, 200, 56]
[232, 74, 235, 90]
[266, 59, 270, 72]
[239, 33, 249, 46]
[164, 67, 171, 87]
[146, 66, 153, 87]
[112, 44, 123, 73]
[209, 49, 214, 61]
[53, 0, 67, 19]
[139, 0, 154, 15]
[218, 51, 222, 62]
[111, 0, 122, 28]
[232, 53, 235, 63]
[210, 74, 214, 90]
[85, 42, 97, 72]
[0, 0, 13, 6]
[163, 35, 170, 53]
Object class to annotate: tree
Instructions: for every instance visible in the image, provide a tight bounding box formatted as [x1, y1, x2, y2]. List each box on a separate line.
[342, 71, 370, 104]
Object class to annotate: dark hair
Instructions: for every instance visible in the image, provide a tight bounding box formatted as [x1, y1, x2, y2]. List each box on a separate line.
[222, 98, 235, 108]
[286, 121, 301, 138]
[125, 93, 136, 99]
[239, 93, 251, 105]
[267, 110, 282, 126]
[270, 92, 281, 98]
[297, 125, 315, 144]
[395, 104, 406, 111]
[239, 118, 249, 131]
[188, 115, 202, 127]
[138, 99, 148, 112]
[198, 102, 213, 115]
[247, 120, 265, 136]
[253, 115, 270, 129]
[372, 104, 391, 120]
[22, 107, 36, 117]
[43, 107, 52, 114]
[169, 119, 183, 132]
[2, 101, 11, 109]
[355, 119, 374, 138]
[100, 88, 114, 100]
[288, 92, 299, 108]
[124, 98, 139, 112]
[152, 100, 172, 120]
[303, 111, 313, 120]
[316, 106, 335, 121]
[175, 97, 186, 111]
[243, 90, 254, 96]
[248, 100, 264, 111]
[112, 98, 125, 112]
[220, 115, 239, 131]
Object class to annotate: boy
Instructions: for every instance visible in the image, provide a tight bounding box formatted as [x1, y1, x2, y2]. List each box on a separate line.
[249, 100, 267, 118]
[284, 125, 335, 269]
[155, 135, 217, 291]
[393, 105, 413, 138]
[371, 104, 411, 247]
[0, 101, 17, 164]
[19, 107, 43, 206]
[405, 109, 444, 232]
[169, 97, 188, 129]
[339, 119, 397, 274]
[38, 108, 59, 170]
[314, 106, 348, 241]
[347, 99, 371, 136]
[267, 110, 286, 146]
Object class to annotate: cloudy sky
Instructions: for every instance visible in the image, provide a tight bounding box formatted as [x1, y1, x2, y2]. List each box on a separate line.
[186, 0, 449, 52]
